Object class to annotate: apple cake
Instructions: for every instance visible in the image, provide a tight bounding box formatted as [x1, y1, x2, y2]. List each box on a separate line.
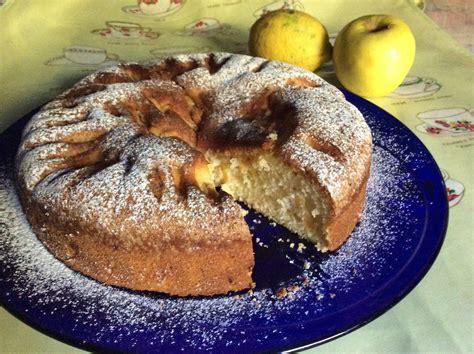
[16, 53, 372, 296]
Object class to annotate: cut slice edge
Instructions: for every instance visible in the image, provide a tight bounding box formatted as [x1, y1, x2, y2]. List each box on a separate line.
[199, 150, 331, 252]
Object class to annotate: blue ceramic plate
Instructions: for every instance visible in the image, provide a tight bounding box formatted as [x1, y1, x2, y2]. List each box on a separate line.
[0, 91, 448, 353]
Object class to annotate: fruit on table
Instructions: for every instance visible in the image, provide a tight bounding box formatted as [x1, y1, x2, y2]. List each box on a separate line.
[333, 15, 416, 98]
[249, 9, 332, 71]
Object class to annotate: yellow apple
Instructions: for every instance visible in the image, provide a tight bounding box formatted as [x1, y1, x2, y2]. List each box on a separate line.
[333, 15, 416, 97]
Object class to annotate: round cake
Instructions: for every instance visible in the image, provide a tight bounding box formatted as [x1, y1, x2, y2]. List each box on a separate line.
[16, 53, 372, 296]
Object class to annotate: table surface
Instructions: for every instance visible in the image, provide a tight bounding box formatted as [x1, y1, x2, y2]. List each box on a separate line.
[0, 0, 472, 353]
[425, 0, 473, 52]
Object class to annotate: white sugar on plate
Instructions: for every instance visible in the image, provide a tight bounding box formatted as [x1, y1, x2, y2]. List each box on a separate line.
[0, 142, 424, 351]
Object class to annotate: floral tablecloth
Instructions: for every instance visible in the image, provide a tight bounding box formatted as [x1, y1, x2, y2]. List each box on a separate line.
[0, 0, 472, 352]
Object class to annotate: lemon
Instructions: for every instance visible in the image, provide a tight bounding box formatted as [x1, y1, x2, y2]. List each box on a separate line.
[249, 10, 332, 72]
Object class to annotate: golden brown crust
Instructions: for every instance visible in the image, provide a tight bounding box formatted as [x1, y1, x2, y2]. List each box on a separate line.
[21, 190, 254, 296]
[325, 161, 371, 251]
[16, 53, 372, 295]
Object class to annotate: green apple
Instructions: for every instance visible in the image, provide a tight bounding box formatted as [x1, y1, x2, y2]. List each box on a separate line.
[333, 15, 416, 97]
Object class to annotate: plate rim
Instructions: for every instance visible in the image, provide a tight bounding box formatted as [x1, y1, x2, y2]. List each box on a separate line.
[281, 90, 449, 352]
[0, 89, 449, 353]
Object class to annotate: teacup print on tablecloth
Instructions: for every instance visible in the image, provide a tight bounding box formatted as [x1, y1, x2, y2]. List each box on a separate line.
[254, 0, 304, 17]
[45, 46, 121, 67]
[441, 169, 465, 207]
[415, 107, 474, 136]
[150, 46, 212, 57]
[174, 18, 238, 37]
[386, 75, 441, 98]
[122, 0, 186, 18]
[91, 21, 160, 39]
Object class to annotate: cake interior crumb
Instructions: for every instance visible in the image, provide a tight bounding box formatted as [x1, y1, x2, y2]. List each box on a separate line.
[206, 151, 329, 250]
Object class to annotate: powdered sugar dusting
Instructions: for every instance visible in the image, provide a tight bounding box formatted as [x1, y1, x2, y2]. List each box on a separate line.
[16, 52, 372, 250]
[0, 142, 426, 352]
